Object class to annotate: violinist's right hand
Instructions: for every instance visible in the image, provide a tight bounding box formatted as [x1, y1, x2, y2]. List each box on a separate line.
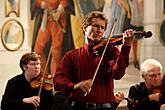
[23, 96, 40, 108]
[73, 79, 92, 93]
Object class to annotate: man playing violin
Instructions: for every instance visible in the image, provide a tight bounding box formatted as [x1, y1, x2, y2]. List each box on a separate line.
[53, 11, 134, 110]
[1, 52, 53, 110]
[127, 59, 163, 110]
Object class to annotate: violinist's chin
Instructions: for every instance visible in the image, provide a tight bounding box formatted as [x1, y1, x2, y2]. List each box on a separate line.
[93, 35, 102, 42]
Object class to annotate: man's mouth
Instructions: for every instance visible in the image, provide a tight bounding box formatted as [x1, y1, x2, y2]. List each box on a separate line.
[93, 34, 101, 38]
[93, 34, 102, 41]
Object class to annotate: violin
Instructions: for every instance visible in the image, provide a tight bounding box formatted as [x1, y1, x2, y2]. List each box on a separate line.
[92, 31, 152, 51]
[30, 73, 54, 91]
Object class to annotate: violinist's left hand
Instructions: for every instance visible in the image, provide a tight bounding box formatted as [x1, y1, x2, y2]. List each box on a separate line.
[123, 29, 135, 46]
[23, 96, 40, 108]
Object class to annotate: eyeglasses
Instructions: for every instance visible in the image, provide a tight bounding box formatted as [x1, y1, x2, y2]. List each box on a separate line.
[28, 62, 41, 66]
[148, 73, 161, 78]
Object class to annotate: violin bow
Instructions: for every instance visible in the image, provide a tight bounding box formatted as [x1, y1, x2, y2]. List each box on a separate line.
[84, 19, 117, 96]
[35, 47, 52, 110]
[38, 46, 52, 97]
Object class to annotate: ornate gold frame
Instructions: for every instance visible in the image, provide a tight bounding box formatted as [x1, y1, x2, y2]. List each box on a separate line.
[5, 0, 20, 17]
[1, 19, 24, 51]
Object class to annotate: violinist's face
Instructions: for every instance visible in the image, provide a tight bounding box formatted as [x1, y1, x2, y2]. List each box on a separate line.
[24, 60, 41, 80]
[84, 18, 106, 42]
[143, 67, 162, 89]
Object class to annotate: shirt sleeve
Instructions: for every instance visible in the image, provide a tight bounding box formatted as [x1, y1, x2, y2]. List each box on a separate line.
[111, 45, 131, 80]
[1, 79, 35, 110]
[54, 52, 75, 95]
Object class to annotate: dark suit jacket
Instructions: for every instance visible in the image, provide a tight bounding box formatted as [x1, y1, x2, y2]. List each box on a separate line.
[127, 82, 160, 110]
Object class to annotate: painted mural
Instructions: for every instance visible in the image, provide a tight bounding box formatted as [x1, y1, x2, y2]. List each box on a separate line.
[2, 0, 145, 76]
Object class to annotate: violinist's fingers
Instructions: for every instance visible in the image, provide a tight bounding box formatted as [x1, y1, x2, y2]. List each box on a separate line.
[74, 79, 92, 93]
[86, 79, 92, 87]
[23, 96, 40, 108]
[29, 96, 40, 108]
[32, 96, 40, 107]
[80, 79, 92, 92]
[123, 29, 134, 46]
[128, 29, 133, 37]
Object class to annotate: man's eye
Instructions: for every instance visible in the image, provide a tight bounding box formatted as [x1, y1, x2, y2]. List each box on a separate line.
[92, 24, 97, 27]
[101, 26, 105, 30]
[92, 24, 105, 29]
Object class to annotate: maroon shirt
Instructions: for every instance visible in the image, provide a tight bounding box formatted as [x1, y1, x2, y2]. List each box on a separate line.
[54, 43, 131, 103]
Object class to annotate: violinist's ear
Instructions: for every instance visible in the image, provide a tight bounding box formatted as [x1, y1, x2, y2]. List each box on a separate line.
[85, 26, 93, 37]
[23, 65, 27, 70]
[141, 74, 145, 79]
[82, 27, 86, 33]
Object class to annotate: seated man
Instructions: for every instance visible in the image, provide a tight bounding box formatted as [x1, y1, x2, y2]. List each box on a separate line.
[1, 52, 53, 110]
[127, 59, 163, 110]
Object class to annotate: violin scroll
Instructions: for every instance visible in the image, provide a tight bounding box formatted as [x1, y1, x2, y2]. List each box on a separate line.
[134, 31, 152, 38]
[112, 31, 152, 39]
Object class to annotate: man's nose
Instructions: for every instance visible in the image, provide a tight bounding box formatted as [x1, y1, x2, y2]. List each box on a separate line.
[97, 27, 104, 33]
[97, 26, 103, 30]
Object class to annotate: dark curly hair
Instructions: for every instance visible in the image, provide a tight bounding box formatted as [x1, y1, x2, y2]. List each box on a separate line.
[19, 52, 41, 72]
